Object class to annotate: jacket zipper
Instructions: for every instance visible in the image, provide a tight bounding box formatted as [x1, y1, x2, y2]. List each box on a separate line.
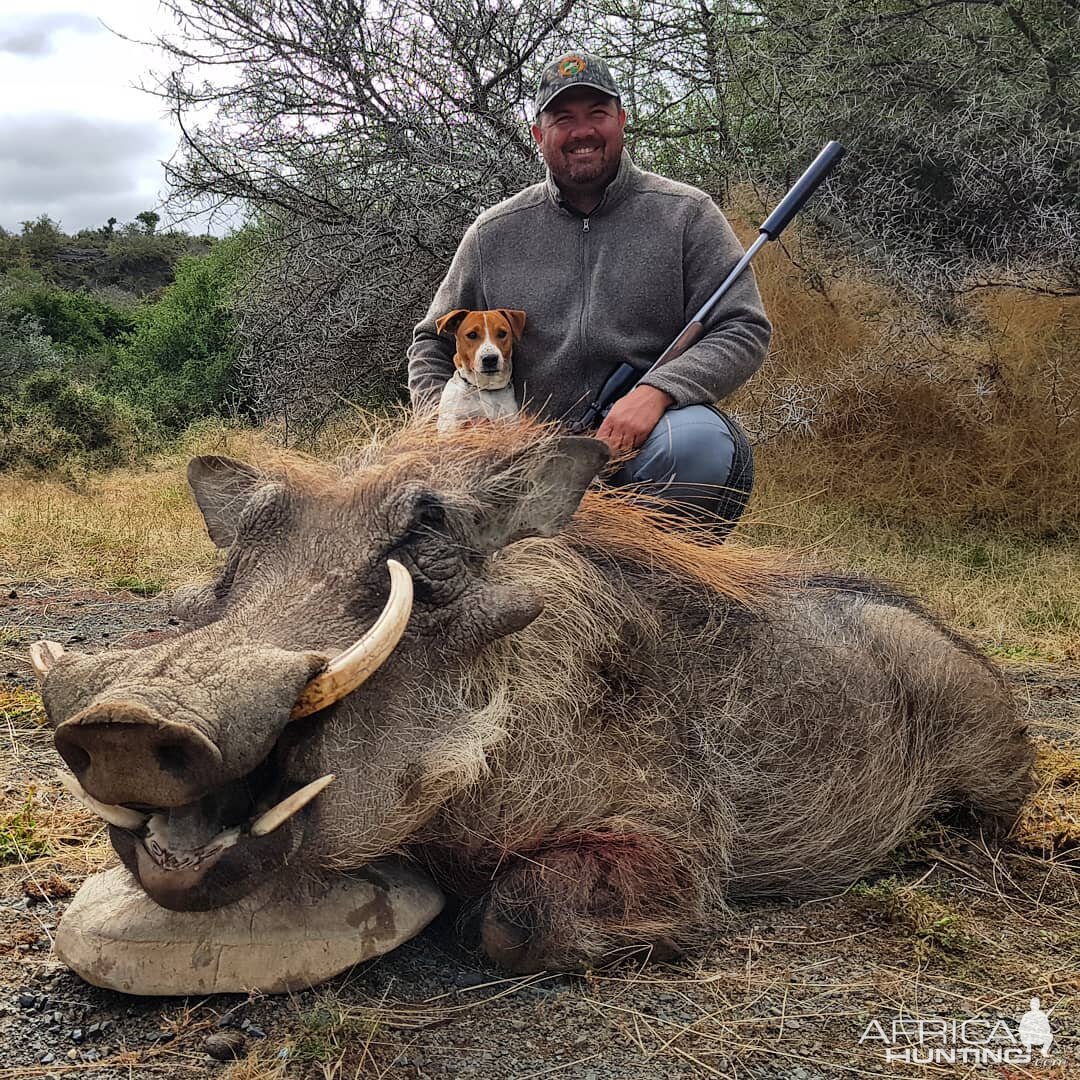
[579, 217, 590, 372]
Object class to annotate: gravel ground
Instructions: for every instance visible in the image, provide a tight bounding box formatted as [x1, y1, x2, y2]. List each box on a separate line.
[1, 585, 1078, 1079]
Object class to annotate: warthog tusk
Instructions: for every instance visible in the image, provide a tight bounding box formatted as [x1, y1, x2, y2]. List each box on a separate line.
[55, 769, 148, 831]
[30, 640, 66, 681]
[250, 774, 335, 837]
[290, 559, 413, 718]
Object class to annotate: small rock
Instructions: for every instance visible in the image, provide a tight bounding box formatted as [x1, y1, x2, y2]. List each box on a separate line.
[247, 1026, 266, 1039]
[17, 992, 36, 1009]
[66, 1049, 79, 1061]
[205, 1031, 246, 1061]
[454, 971, 490, 989]
[39, 1053, 55, 1065]
[88, 1022, 101, 1035]
[71, 1028, 84, 1043]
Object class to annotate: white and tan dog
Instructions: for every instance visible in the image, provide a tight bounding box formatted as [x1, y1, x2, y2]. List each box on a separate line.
[435, 308, 525, 432]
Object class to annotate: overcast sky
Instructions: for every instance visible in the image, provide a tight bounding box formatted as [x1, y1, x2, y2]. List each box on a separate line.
[1, 2, 227, 235]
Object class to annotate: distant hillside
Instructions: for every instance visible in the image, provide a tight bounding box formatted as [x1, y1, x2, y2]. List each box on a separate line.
[0, 214, 214, 299]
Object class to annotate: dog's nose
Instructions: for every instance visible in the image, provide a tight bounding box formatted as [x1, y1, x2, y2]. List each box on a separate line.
[478, 353, 501, 374]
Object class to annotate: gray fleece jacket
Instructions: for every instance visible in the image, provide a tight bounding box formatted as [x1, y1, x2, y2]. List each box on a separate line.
[408, 152, 771, 424]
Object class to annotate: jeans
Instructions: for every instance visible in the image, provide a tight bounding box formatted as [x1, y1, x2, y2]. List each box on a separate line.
[605, 405, 754, 537]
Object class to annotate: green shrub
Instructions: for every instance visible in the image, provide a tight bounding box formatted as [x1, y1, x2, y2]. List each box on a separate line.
[106, 233, 248, 431]
[0, 403, 80, 473]
[0, 370, 152, 474]
[7, 282, 134, 353]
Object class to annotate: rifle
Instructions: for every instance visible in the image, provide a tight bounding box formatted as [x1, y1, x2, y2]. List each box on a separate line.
[574, 141, 846, 431]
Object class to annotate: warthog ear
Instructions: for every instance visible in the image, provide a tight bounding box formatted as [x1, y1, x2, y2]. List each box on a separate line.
[474, 436, 609, 550]
[187, 456, 264, 547]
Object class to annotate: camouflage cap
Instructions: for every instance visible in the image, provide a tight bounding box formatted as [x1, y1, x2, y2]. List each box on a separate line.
[534, 52, 621, 118]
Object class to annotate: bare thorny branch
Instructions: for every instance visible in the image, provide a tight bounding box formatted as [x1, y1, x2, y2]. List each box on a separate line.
[149, 0, 1079, 429]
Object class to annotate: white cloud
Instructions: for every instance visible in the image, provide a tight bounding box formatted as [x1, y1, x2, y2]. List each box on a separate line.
[0, 12, 102, 57]
[0, 2, 230, 234]
[0, 114, 170, 228]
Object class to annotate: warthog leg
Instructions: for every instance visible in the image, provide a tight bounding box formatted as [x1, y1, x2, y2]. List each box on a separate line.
[477, 828, 701, 974]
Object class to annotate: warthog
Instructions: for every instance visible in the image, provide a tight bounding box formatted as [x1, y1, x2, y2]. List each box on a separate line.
[34, 421, 1033, 972]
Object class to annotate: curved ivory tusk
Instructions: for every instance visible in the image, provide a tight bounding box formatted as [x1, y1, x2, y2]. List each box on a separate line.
[30, 640, 66, 681]
[250, 774, 335, 837]
[290, 559, 413, 718]
[55, 769, 148, 831]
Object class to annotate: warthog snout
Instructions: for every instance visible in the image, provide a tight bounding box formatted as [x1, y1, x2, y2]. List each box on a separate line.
[54, 701, 225, 807]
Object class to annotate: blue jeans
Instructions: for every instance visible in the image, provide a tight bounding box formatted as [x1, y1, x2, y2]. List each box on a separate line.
[606, 405, 754, 536]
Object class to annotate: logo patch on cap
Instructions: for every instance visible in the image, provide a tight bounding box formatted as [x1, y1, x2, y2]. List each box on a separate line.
[558, 55, 587, 77]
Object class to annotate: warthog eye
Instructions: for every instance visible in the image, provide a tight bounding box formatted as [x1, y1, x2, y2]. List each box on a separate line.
[412, 493, 445, 530]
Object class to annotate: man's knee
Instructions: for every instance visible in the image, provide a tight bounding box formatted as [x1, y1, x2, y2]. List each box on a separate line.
[615, 406, 736, 483]
[608, 405, 753, 528]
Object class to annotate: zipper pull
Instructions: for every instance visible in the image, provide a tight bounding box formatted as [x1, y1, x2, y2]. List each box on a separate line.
[583, 217, 590, 233]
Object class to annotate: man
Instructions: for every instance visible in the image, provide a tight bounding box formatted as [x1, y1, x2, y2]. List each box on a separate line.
[408, 52, 771, 531]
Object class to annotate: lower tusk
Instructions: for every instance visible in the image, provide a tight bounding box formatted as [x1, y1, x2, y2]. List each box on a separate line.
[30, 640, 66, 681]
[55, 769, 148, 831]
[250, 774, 335, 837]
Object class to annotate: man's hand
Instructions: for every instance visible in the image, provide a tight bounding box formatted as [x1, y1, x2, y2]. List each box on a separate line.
[595, 384, 675, 456]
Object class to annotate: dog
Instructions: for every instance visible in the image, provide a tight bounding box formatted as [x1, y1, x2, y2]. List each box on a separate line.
[435, 308, 525, 432]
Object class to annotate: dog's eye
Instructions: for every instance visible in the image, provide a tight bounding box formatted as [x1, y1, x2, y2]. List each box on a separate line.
[466, 331, 479, 339]
[496, 329, 507, 337]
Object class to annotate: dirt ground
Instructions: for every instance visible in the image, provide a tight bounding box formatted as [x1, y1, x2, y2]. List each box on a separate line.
[1, 584, 1078, 1079]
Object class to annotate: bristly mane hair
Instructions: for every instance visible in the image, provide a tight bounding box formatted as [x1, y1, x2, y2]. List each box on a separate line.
[246, 415, 795, 608]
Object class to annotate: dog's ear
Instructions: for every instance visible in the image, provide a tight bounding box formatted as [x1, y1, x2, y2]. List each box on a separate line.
[436, 309, 470, 336]
[498, 309, 527, 341]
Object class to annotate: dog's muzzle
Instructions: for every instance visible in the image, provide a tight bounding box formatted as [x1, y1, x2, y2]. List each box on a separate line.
[477, 348, 503, 375]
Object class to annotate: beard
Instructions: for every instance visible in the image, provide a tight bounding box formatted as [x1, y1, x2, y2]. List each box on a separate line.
[551, 142, 621, 190]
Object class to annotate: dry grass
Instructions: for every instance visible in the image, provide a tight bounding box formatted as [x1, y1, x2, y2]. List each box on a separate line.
[0, 424, 275, 590]
[1, 425, 1076, 660]
[730, 209, 1080, 536]
[741, 483, 1080, 661]
[0, 687, 113, 902]
[1014, 743, 1080, 857]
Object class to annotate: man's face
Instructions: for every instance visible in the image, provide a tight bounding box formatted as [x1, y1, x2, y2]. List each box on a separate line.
[531, 88, 627, 191]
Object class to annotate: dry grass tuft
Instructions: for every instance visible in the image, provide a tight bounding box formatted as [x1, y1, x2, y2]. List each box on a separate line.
[0, 688, 114, 898]
[1013, 741, 1080, 858]
[732, 215, 1080, 534]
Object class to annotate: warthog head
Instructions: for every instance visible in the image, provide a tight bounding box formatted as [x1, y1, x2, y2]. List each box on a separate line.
[33, 423, 609, 912]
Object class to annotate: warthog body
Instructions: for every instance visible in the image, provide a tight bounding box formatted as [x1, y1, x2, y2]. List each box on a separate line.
[39, 421, 1033, 971]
